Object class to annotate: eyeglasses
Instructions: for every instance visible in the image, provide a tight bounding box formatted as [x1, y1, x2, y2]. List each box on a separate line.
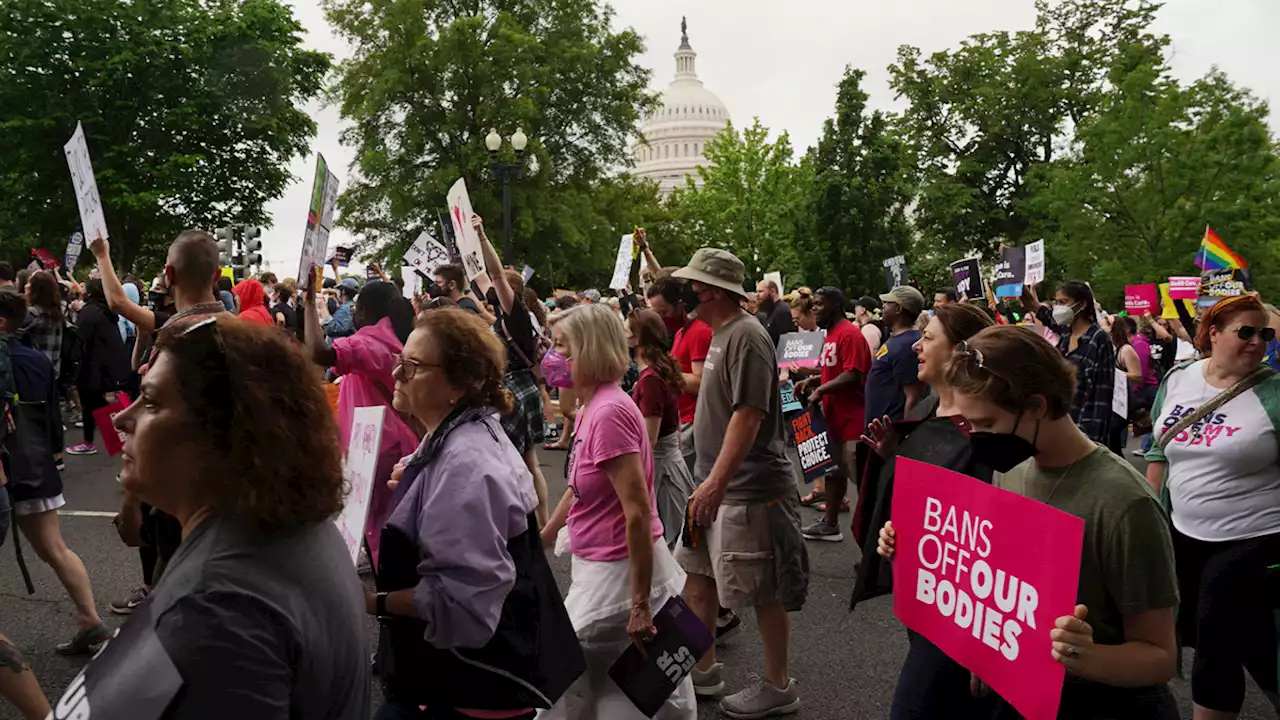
[392, 354, 441, 381]
[179, 316, 234, 448]
[1227, 325, 1277, 343]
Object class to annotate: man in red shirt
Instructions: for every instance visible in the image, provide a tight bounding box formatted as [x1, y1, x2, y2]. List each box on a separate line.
[795, 286, 871, 542]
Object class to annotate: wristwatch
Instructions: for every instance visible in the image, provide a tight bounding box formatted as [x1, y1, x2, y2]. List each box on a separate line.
[375, 592, 389, 618]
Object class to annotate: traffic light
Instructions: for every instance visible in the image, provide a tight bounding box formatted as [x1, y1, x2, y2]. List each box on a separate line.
[245, 238, 263, 266]
[215, 227, 235, 266]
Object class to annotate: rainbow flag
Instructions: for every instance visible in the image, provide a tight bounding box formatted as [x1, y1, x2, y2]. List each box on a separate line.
[1195, 226, 1246, 271]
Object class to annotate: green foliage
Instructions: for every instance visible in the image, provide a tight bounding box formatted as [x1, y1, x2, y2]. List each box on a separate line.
[796, 68, 914, 299]
[0, 0, 329, 274]
[325, 0, 659, 288]
[663, 119, 805, 283]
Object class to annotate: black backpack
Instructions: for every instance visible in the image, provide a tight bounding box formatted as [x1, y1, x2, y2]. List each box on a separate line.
[59, 319, 83, 383]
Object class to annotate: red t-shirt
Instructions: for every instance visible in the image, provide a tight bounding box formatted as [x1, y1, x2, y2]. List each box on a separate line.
[672, 318, 713, 424]
[820, 320, 872, 443]
[632, 367, 680, 438]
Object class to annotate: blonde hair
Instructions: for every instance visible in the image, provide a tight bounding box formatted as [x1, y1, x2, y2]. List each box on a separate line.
[557, 303, 630, 387]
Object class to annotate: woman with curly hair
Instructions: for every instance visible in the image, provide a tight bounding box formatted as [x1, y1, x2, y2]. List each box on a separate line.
[373, 308, 582, 719]
[627, 309, 696, 550]
[62, 317, 370, 717]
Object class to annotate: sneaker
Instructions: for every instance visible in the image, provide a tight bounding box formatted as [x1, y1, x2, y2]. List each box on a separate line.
[55, 458, 66, 472]
[1131, 448, 1146, 457]
[691, 662, 725, 697]
[109, 586, 150, 615]
[801, 519, 843, 543]
[55, 623, 113, 656]
[720, 674, 801, 719]
[717, 609, 742, 641]
[65, 442, 98, 456]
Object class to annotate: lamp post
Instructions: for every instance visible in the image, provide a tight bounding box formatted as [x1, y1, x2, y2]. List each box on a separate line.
[485, 127, 529, 260]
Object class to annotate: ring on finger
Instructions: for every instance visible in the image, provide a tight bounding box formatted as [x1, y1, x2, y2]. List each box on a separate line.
[1066, 646, 1079, 658]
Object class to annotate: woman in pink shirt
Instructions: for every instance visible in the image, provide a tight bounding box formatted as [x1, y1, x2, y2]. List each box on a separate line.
[540, 304, 695, 719]
[303, 280, 422, 565]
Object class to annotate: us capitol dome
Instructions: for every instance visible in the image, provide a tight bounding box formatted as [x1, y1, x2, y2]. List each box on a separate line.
[632, 18, 731, 195]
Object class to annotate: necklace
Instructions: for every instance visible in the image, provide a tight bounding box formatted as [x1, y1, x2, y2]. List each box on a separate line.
[1023, 455, 1084, 506]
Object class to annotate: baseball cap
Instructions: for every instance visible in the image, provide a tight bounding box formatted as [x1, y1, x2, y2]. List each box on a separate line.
[672, 248, 746, 298]
[879, 285, 926, 316]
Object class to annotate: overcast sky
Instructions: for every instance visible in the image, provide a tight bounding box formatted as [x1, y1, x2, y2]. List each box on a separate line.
[260, 0, 1279, 274]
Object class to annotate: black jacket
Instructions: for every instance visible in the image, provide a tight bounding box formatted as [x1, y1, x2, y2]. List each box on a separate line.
[76, 301, 129, 394]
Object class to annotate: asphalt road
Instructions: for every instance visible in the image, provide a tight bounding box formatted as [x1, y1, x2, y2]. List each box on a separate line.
[0, 432, 1272, 719]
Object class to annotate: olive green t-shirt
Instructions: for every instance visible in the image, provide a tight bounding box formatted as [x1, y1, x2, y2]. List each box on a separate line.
[995, 446, 1178, 646]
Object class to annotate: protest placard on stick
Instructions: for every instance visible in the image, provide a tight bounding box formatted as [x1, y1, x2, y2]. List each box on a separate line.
[335, 406, 386, 566]
[63, 123, 109, 242]
[610, 234, 635, 290]
[446, 179, 487, 280]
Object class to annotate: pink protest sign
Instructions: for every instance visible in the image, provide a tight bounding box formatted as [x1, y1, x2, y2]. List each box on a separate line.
[891, 458, 1085, 720]
[93, 393, 132, 456]
[1168, 276, 1201, 301]
[1123, 284, 1158, 314]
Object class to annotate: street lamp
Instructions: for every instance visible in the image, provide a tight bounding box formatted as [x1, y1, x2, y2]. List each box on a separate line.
[485, 127, 529, 260]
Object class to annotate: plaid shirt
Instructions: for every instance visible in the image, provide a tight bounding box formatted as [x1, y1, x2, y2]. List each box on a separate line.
[19, 306, 63, 379]
[1037, 306, 1115, 443]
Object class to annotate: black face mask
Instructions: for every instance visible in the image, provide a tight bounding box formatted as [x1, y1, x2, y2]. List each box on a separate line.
[969, 409, 1040, 473]
[680, 283, 700, 314]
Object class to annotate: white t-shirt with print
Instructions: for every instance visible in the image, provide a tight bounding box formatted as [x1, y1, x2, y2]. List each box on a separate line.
[1157, 359, 1280, 541]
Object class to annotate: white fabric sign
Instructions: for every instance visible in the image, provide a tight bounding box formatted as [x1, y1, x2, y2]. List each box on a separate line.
[610, 234, 634, 290]
[63, 123, 109, 241]
[335, 405, 386, 565]
[446, 178, 486, 280]
[404, 232, 451, 276]
[1024, 240, 1046, 286]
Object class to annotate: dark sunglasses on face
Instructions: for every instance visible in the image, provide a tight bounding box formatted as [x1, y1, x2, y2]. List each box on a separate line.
[1230, 325, 1276, 343]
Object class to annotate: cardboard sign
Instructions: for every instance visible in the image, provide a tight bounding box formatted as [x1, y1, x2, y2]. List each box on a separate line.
[446, 178, 486, 280]
[883, 255, 909, 290]
[49, 602, 182, 720]
[1024, 240, 1045, 286]
[404, 232, 451, 277]
[335, 406, 386, 565]
[297, 154, 340, 289]
[791, 408, 839, 483]
[63, 122, 110, 242]
[1158, 283, 1195, 320]
[608, 595, 713, 718]
[776, 331, 825, 368]
[1123, 284, 1158, 315]
[522, 265, 535, 283]
[610, 234, 635, 290]
[65, 231, 84, 274]
[31, 248, 59, 270]
[326, 246, 353, 267]
[92, 393, 132, 457]
[1113, 366, 1129, 419]
[780, 381, 803, 414]
[402, 271, 421, 301]
[891, 458, 1084, 720]
[1199, 268, 1252, 307]
[1167, 276, 1200, 301]
[994, 246, 1026, 299]
[950, 258, 985, 301]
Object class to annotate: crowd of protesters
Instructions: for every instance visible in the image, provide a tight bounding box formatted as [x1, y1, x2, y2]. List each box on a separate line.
[0, 217, 1278, 720]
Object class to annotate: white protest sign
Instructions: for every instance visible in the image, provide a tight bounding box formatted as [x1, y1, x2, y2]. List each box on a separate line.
[763, 271, 784, 294]
[335, 405, 386, 565]
[610, 234, 634, 290]
[1112, 366, 1129, 419]
[402, 271, 421, 300]
[298, 154, 341, 289]
[63, 123, 109, 241]
[1024, 240, 1045, 286]
[446, 178, 487, 280]
[404, 232, 452, 276]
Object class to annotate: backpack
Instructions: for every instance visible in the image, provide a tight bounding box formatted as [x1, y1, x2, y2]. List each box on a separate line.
[60, 320, 83, 384]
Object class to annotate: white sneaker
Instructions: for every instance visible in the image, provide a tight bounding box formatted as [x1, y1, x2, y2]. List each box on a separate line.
[691, 662, 725, 697]
[720, 674, 801, 719]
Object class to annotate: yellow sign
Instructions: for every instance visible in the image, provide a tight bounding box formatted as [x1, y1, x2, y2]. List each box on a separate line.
[220, 267, 234, 281]
[1159, 282, 1195, 320]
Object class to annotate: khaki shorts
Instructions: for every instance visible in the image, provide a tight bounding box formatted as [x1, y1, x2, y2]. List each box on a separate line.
[677, 501, 778, 610]
[837, 440, 858, 482]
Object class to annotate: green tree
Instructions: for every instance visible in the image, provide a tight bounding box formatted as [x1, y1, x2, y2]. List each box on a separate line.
[795, 67, 914, 299]
[889, 0, 1163, 260]
[0, 0, 329, 273]
[663, 119, 804, 283]
[325, 0, 658, 287]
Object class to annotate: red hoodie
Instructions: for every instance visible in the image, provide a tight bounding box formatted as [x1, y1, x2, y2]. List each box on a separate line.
[232, 279, 274, 327]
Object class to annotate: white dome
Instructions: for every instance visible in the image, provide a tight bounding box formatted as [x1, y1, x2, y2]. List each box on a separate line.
[633, 20, 731, 195]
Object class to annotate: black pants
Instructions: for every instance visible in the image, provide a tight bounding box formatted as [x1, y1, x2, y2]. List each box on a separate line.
[79, 388, 108, 445]
[990, 681, 1179, 719]
[373, 690, 535, 720]
[1174, 527, 1280, 712]
[891, 630, 993, 719]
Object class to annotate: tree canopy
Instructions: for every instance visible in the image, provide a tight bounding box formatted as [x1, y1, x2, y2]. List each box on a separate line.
[0, 0, 329, 274]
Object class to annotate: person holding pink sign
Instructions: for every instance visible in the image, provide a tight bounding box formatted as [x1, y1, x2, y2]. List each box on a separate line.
[881, 325, 1180, 718]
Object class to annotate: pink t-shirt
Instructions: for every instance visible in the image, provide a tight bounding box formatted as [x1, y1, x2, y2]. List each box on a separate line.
[332, 317, 422, 564]
[567, 383, 664, 562]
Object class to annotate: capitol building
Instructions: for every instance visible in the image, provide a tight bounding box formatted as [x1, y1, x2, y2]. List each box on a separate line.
[632, 19, 732, 195]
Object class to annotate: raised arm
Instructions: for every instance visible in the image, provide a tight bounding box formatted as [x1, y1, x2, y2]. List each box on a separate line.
[472, 214, 514, 313]
[302, 282, 337, 367]
[635, 228, 662, 278]
[89, 235, 156, 335]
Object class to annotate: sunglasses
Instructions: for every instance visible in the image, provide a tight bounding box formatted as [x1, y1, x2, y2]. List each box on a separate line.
[1227, 325, 1276, 343]
[956, 340, 1011, 384]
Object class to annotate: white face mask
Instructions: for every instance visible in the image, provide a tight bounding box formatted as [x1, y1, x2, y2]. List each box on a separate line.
[1051, 303, 1077, 327]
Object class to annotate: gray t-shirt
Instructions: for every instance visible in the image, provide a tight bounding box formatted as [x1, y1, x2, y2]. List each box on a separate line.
[146, 516, 371, 720]
[694, 312, 795, 504]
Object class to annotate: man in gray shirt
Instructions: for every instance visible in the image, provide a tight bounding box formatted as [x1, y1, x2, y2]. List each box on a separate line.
[674, 248, 807, 719]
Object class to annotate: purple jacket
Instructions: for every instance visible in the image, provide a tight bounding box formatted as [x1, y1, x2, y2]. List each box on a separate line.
[385, 408, 537, 649]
